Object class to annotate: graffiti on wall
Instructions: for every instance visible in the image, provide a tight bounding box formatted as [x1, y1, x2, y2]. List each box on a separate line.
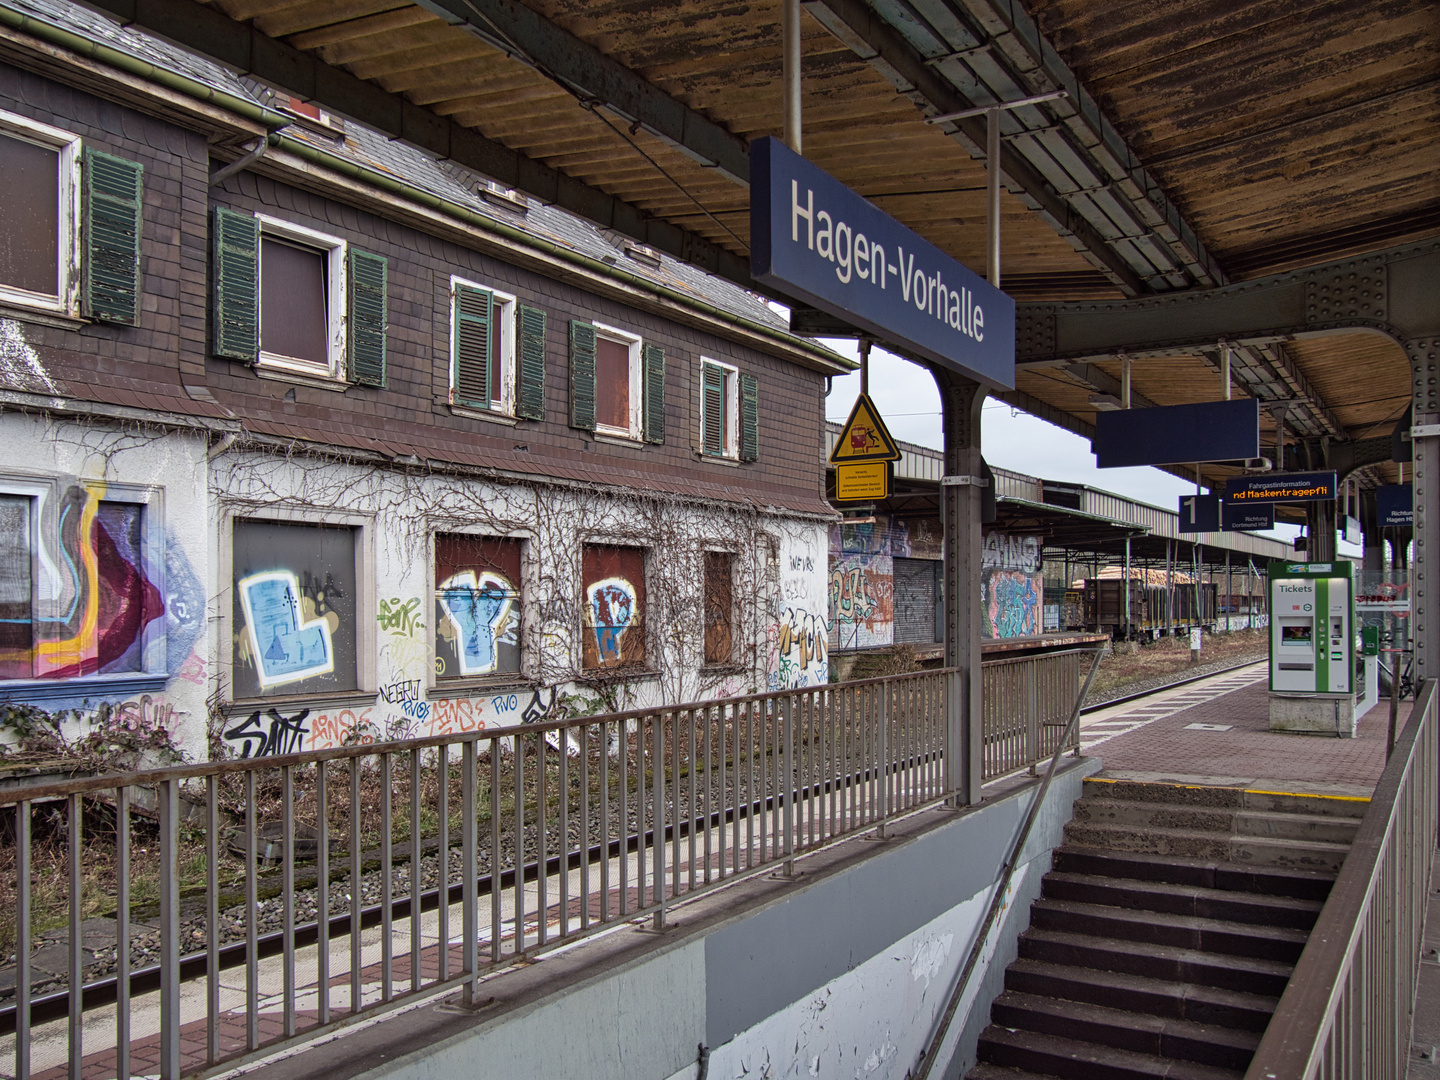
[586, 576, 636, 665]
[238, 571, 336, 688]
[0, 484, 169, 680]
[981, 532, 1043, 639]
[223, 686, 561, 756]
[438, 571, 515, 676]
[232, 521, 357, 698]
[828, 553, 893, 651]
[769, 604, 829, 690]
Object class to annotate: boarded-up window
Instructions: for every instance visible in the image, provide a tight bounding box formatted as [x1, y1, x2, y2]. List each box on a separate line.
[260, 238, 329, 367]
[594, 335, 631, 431]
[0, 495, 33, 679]
[703, 551, 733, 665]
[582, 545, 645, 671]
[0, 132, 60, 297]
[232, 520, 357, 698]
[435, 534, 522, 680]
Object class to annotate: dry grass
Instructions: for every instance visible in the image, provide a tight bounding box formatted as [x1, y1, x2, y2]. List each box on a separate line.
[1088, 628, 1267, 699]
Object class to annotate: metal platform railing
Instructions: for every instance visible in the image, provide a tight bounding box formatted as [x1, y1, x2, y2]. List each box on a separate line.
[1245, 677, 1439, 1079]
[0, 653, 1092, 1079]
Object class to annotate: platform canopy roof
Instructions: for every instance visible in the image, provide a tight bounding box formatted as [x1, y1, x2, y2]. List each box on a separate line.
[69, 0, 1437, 495]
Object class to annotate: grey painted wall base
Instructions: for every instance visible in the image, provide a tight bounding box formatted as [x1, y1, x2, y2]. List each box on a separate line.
[251, 756, 1100, 1080]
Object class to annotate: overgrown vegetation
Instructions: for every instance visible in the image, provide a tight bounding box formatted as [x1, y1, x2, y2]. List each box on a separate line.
[1086, 628, 1267, 701]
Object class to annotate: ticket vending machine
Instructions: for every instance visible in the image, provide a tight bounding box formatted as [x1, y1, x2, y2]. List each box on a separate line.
[1268, 561, 1369, 735]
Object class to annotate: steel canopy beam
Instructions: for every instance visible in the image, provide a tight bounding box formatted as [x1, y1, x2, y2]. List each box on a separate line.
[805, 0, 1148, 297]
[1017, 239, 1440, 371]
[72, 0, 753, 288]
[410, 0, 751, 185]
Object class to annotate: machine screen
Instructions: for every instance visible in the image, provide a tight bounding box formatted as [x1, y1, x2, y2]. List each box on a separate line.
[1281, 624, 1312, 645]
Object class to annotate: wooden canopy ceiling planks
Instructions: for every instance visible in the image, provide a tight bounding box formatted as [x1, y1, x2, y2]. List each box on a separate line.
[111, 0, 1435, 493]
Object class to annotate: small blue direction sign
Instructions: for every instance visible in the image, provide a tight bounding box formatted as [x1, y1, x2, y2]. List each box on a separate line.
[1178, 494, 1220, 533]
[1223, 501, 1275, 531]
[1224, 471, 1337, 505]
[1377, 483, 1413, 527]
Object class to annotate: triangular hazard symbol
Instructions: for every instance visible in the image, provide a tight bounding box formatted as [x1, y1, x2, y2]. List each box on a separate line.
[830, 394, 901, 463]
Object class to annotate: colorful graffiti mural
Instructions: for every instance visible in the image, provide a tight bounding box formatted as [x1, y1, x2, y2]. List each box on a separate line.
[438, 571, 515, 675]
[586, 576, 636, 664]
[0, 484, 173, 681]
[829, 553, 893, 650]
[232, 520, 357, 698]
[981, 532, 1043, 639]
[769, 604, 829, 690]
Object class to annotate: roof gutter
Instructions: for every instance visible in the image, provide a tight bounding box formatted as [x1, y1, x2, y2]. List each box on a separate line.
[0, 3, 852, 374]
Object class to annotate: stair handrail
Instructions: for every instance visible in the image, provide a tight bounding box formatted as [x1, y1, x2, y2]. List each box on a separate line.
[908, 645, 1106, 1080]
[1245, 677, 1439, 1080]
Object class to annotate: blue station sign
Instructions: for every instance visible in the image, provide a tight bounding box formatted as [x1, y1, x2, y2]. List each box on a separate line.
[1223, 501, 1275, 532]
[1376, 483, 1413, 528]
[750, 137, 1015, 389]
[1092, 399, 1260, 469]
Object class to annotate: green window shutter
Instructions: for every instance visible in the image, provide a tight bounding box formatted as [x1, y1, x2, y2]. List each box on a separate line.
[739, 372, 759, 462]
[569, 320, 597, 431]
[82, 148, 144, 325]
[701, 363, 725, 456]
[516, 304, 547, 420]
[453, 284, 492, 407]
[347, 249, 387, 387]
[643, 343, 665, 444]
[212, 206, 258, 360]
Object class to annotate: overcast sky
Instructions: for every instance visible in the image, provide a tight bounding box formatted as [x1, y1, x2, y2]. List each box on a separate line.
[816, 338, 1331, 550]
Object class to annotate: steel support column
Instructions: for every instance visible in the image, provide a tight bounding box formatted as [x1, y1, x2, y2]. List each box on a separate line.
[1307, 499, 1338, 564]
[1415, 423, 1438, 683]
[939, 371, 986, 805]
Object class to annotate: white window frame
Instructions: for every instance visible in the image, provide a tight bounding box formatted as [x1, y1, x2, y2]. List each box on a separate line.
[700, 357, 740, 459]
[593, 321, 643, 441]
[449, 274, 516, 416]
[0, 110, 82, 319]
[254, 214, 347, 383]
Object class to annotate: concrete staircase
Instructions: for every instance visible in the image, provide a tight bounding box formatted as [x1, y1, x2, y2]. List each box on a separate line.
[968, 774, 1367, 1080]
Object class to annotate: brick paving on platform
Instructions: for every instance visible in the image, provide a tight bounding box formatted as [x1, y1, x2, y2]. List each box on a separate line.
[1084, 666, 1397, 792]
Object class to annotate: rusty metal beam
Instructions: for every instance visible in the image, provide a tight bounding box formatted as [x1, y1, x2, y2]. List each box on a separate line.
[72, 0, 754, 287]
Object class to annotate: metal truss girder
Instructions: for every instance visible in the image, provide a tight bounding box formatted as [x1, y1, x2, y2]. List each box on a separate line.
[1063, 362, 1159, 411]
[73, 0, 753, 288]
[805, 0, 1148, 297]
[1332, 436, 1393, 480]
[410, 0, 750, 186]
[1016, 239, 1440, 365]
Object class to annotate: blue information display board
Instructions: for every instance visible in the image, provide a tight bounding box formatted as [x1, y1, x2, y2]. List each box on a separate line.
[1092, 399, 1260, 468]
[750, 137, 1014, 389]
[1225, 471, 1337, 504]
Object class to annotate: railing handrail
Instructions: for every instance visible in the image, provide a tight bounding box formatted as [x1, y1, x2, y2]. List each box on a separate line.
[977, 647, 1095, 670]
[0, 668, 959, 805]
[1244, 677, 1437, 1079]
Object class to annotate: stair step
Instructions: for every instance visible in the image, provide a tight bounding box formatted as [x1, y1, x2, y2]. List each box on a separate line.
[1053, 846, 1335, 901]
[1043, 871, 1324, 930]
[1063, 822, 1350, 872]
[1005, 959, 1279, 1033]
[1072, 799, 1361, 845]
[1031, 898, 1309, 963]
[1082, 777, 1369, 819]
[978, 1025, 1244, 1080]
[1019, 928, 1294, 997]
[968, 1064, 1062, 1080]
[991, 991, 1261, 1070]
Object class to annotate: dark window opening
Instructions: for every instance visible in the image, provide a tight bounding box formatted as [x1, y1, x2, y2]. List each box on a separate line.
[260, 238, 329, 367]
[0, 132, 60, 297]
[703, 551, 733, 665]
[0, 495, 33, 679]
[594, 336, 631, 431]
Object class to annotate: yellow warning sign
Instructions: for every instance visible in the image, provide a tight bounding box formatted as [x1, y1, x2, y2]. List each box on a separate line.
[835, 461, 890, 501]
[829, 394, 901, 464]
